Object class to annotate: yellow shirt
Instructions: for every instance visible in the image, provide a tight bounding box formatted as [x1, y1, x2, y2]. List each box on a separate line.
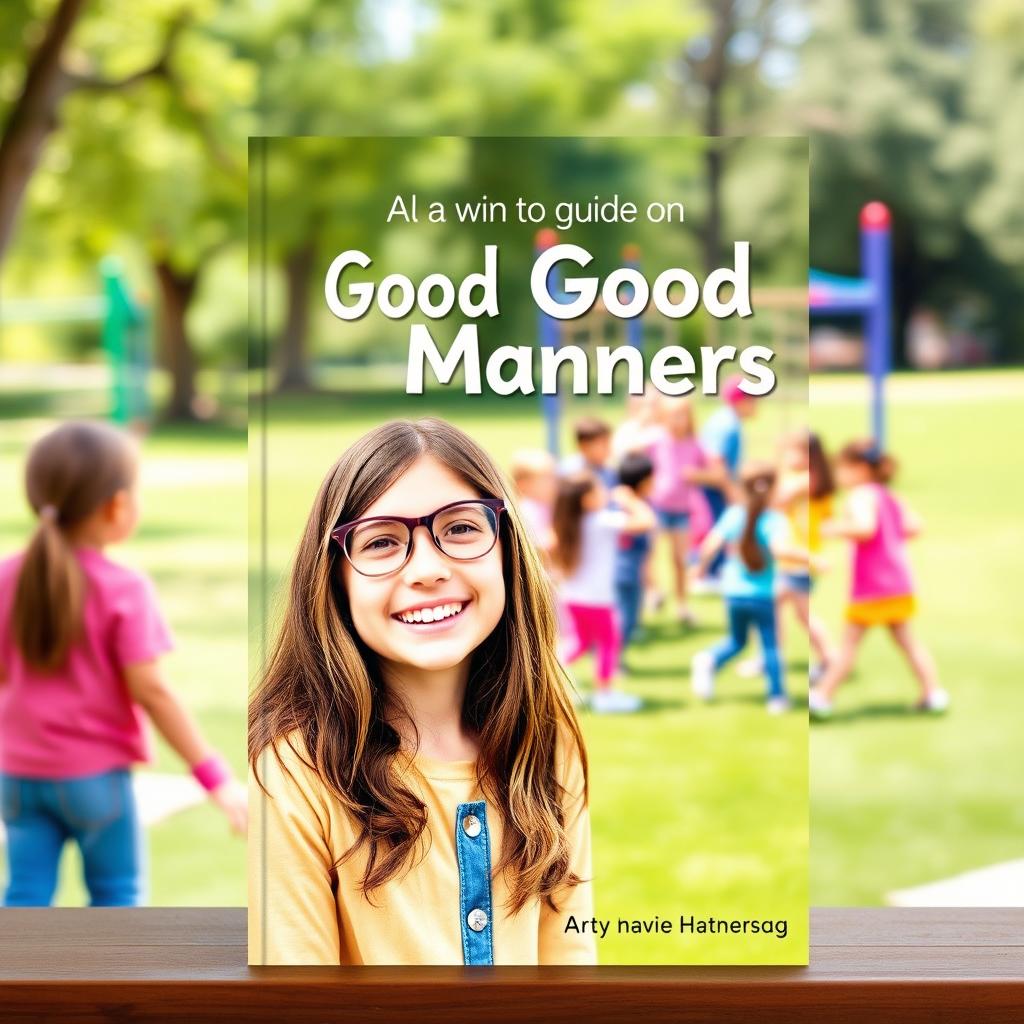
[249, 730, 596, 966]
[778, 473, 833, 573]
[808, 494, 832, 554]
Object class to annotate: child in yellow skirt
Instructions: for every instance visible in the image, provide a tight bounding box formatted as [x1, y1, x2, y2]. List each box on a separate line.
[809, 440, 948, 717]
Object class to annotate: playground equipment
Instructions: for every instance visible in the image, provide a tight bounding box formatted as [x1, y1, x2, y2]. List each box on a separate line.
[809, 201, 892, 444]
[534, 229, 808, 455]
[0, 257, 150, 426]
[536, 230, 671, 456]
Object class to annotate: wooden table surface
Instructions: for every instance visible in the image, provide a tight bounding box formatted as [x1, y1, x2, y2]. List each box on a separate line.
[0, 907, 1021, 1022]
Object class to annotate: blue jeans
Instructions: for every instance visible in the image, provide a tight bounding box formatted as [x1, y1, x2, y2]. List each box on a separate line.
[615, 578, 643, 647]
[655, 508, 691, 531]
[0, 768, 144, 907]
[711, 597, 785, 700]
[702, 486, 727, 579]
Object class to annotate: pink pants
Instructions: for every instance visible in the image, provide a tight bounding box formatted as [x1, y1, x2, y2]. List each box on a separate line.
[563, 603, 621, 688]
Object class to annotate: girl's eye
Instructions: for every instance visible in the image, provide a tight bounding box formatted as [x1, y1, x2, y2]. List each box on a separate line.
[445, 521, 481, 537]
[433, 506, 493, 548]
[365, 536, 400, 550]
[439, 517, 489, 546]
[352, 527, 405, 558]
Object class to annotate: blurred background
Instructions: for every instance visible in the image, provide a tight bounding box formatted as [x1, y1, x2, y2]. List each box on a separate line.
[2, 0, 1021, 908]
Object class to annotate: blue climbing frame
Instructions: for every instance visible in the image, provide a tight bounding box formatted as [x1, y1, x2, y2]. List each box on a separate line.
[535, 229, 644, 457]
[809, 202, 892, 445]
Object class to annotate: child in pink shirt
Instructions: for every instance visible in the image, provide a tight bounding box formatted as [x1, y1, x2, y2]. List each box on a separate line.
[0, 421, 246, 906]
[646, 397, 711, 624]
[553, 471, 656, 713]
[809, 440, 948, 717]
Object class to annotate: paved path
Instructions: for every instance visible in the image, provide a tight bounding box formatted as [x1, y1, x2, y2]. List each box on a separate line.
[889, 859, 1024, 907]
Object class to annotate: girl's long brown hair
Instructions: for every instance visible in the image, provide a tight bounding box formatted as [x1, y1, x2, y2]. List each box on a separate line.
[808, 433, 835, 500]
[13, 421, 136, 671]
[551, 471, 595, 576]
[249, 418, 588, 914]
[738, 462, 777, 572]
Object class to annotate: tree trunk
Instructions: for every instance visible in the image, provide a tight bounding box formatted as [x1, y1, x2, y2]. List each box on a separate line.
[0, 0, 87, 265]
[153, 260, 199, 420]
[701, 0, 735, 277]
[275, 240, 316, 392]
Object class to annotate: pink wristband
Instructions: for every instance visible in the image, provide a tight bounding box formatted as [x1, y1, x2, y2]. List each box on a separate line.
[192, 755, 231, 792]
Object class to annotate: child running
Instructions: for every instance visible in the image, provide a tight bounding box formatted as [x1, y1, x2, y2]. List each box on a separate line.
[553, 471, 656, 713]
[0, 421, 246, 907]
[613, 452, 656, 657]
[690, 462, 811, 714]
[809, 441, 948, 717]
[646, 396, 710, 625]
[774, 430, 835, 681]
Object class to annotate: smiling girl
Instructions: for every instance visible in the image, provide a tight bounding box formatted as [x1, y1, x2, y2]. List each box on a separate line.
[249, 418, 593, 966]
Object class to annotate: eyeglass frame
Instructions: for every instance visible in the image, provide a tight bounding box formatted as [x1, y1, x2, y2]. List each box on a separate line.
[330, 497, 506, 577]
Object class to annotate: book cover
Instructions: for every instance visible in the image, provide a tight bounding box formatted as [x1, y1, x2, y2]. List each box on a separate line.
[249, 136, 809, 966]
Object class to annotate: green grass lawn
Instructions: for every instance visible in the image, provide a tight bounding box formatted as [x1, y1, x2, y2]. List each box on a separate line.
[8, 364, 1016, 949]
[0, 408, 247, 907]
[254, 387, 808, 965]
[809, 369, 1024, 905]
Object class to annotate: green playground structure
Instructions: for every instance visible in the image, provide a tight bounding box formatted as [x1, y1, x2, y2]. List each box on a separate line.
[0, 257, 151, 426]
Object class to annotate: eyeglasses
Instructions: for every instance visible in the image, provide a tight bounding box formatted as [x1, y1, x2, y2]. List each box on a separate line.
[331, 498, 505, 577]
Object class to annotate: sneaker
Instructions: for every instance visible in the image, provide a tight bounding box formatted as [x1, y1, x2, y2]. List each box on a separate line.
[645, 589, 666, 614]
[915, 688, 950, 714]
[767, 696, 790, 715]
[808, 690, 833, 718]
[690, 651, 715, 701]
[591, 689, 642, 714]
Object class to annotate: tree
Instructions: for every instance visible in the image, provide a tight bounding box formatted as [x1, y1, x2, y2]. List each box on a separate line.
[11, 1, 253, 417]
[0, 0, 184, 266]
[243, 0, 710, 385]
[672, 0, 808, 273]
[792, 0, 1024, 359]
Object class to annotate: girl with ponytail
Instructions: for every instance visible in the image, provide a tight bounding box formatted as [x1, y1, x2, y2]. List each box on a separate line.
[0, 421, 246, 907]
[689, 462, 813, 713]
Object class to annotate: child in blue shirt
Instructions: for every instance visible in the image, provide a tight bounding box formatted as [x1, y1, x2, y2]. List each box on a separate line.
[560, 417, 618, 489]
[690, 462, 810, 713]
[614, 452, 656, 654]
[698, 376, 759, 582]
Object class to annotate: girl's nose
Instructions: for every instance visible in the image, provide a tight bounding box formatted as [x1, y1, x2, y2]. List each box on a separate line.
[401, 526, 452, 585]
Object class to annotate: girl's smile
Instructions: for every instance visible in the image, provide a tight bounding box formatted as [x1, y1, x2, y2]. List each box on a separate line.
[341, 456, 505, 677]
[391, 597, 471, 629]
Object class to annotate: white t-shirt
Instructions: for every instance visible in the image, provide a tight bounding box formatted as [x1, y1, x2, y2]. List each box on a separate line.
[559, 508, 626, 607]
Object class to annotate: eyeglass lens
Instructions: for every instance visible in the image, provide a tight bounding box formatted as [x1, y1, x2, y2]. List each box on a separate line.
[345, 503, 498, 575]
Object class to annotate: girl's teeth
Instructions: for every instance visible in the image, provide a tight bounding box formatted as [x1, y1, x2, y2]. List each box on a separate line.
[399, 602, 463, 624]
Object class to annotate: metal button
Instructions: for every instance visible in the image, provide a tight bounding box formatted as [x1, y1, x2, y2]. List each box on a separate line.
[467, 908, 488, 932]
[462, 814, 481, 838]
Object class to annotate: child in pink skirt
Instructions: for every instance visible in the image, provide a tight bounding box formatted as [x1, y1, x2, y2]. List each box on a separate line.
[552, 471, 655, 713]
[809, 440, 948, 717]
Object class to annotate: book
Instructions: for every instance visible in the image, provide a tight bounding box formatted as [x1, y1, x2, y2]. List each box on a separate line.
[248, 136, 809, 966]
